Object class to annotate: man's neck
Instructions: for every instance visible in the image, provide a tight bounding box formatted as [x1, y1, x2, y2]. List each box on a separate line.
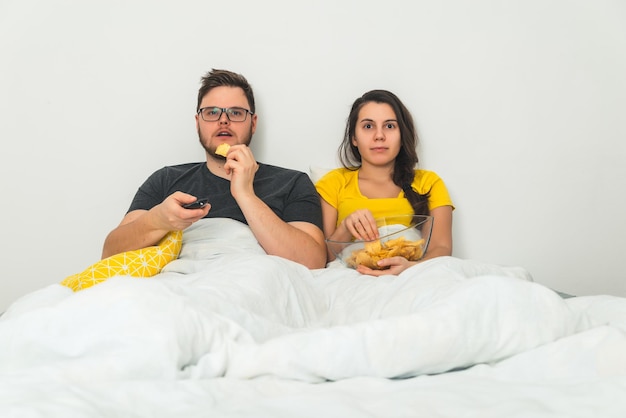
[206, 155, 231, 180]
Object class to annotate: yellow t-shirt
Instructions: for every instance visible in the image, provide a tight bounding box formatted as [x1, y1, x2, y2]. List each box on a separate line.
[315, 167, 454, 227]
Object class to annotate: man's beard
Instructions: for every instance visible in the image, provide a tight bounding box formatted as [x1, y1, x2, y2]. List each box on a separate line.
[197, 124, 253, 159]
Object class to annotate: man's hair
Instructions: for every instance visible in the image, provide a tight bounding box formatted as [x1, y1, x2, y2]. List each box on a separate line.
[196, 69, 256, 113]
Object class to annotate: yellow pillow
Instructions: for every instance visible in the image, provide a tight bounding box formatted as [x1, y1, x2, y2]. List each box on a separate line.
[60, 230, 183, 292]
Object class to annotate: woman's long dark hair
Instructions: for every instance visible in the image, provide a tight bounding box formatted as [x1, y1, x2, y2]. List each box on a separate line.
[338, 90, 429, 216]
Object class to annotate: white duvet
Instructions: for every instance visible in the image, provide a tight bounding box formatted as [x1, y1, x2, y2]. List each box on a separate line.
[1, 218, 625, 417]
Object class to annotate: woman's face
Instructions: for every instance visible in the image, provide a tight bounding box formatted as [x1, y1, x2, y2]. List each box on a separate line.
[352, 102, 401, 167]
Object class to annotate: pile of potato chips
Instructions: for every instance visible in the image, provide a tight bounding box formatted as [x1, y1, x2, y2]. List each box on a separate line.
[346, 236, 426, 269]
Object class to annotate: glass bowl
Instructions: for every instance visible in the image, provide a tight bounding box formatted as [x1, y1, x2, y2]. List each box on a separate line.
[325, 214, 434, 269]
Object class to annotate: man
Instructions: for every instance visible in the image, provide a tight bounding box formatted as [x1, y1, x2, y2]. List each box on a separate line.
[102, 69, 327, 269]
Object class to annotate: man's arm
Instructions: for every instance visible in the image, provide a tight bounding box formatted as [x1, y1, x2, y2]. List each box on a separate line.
[101, 192, 209, 258]
[223, 145, 326, 269]
[236, 192, 327, 269]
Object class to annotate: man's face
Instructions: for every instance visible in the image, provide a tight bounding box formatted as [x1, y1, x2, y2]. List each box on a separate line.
[195, 86, 257, 158]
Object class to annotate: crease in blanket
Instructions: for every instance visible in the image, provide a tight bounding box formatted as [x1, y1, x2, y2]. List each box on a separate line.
[0, 219, 595, 384]
[186, 273, 590, 382]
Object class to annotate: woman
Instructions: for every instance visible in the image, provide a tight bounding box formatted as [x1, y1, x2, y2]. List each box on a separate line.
[315, 90, 454, 276]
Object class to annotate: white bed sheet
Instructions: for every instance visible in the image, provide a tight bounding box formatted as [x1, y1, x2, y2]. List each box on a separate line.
[1, 218, 625, 417]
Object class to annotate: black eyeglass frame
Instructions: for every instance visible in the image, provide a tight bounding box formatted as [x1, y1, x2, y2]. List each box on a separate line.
[197, 106, 255, 122]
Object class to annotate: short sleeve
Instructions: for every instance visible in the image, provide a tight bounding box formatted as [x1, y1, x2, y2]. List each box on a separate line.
[315, 168, 345, 209]
[414, 170, 455, 211]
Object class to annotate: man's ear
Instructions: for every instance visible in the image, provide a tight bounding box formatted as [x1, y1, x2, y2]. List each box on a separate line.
[250, 113, 258, 135]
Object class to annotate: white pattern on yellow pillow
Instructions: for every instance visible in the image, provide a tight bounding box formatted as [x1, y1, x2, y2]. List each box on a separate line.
[60, 230, 183, 292]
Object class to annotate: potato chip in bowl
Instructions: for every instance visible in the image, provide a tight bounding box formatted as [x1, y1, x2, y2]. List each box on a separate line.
[326, 214, 433, 270]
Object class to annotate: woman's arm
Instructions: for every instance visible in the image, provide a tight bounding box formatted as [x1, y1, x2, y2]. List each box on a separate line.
[419, 205, 453, 261]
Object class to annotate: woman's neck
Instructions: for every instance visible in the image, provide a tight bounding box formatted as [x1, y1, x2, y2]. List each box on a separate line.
[358, 162, 394, 180]
[357, 163, 400, 198]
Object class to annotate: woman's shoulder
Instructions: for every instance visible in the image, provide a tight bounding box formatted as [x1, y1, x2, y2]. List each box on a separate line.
[413, 169, 448, 193]
[414, 168, 443, 181]
[318, 167, 357, 182]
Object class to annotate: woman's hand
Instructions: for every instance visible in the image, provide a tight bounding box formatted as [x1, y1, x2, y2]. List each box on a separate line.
[342, 209, 378, 241]
[356, 257, 417, 276]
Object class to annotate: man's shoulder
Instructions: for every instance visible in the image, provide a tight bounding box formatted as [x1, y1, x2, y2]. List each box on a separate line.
[162, 162, 205, 170]
[152, 162, 205, 175]
[258, 163, 306, 177]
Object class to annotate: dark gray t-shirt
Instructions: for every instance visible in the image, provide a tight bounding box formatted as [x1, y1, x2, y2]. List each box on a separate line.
[128, 162, 323, 230]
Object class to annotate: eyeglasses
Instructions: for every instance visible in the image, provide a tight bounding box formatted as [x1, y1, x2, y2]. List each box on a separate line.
[197, 106, 254, 122]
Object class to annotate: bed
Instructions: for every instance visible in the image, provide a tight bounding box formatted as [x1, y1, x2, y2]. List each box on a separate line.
[1, 218, 625, 417]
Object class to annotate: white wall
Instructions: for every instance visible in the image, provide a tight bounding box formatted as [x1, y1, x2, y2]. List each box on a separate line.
[1, 0, 625, 311]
